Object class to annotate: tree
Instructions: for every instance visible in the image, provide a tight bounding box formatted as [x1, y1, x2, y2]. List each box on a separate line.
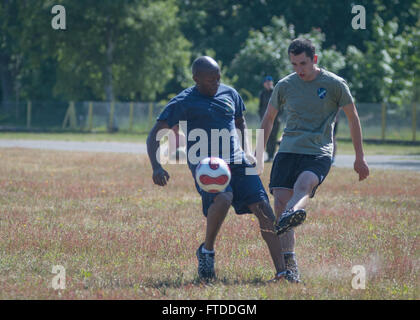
[229, 17, 346, 98]
[396, 2, 420, 103]
[1, 1, 75, 105]
[345, 13, 418, 104]
[0, 1, 21, 107]
[53, 0, 190, 102]
[177, 0, 273, 65]
[229, 17, 294, 97]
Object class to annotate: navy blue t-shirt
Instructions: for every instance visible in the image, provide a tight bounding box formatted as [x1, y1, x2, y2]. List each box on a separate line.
[157, 84, 248, 170]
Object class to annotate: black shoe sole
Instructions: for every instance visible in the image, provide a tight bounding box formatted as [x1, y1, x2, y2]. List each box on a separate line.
[276, 209, 306, 235]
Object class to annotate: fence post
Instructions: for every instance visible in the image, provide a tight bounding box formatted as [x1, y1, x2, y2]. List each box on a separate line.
[87, 102, 93, 131]
[26, 101, 32, 129]
[62, 101, 77, 129]
[129, 102, 134, 132]
[413, 102, 417, 142]
[381, 102, 386, 141]
[148, 103, 154, 130]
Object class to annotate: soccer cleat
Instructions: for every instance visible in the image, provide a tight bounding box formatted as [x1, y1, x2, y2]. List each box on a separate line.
[196, 243, 216, 281]
[275, 208, 306, 236]
[284, 253, 301, 283]
[268, 269, 300, 283]
[284, 270, 302, 283]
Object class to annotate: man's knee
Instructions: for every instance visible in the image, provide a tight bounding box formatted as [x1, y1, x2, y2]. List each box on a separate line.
[294, 171, 319, 194]
[214, 192, 233, 208]
[251, 200, 276, 224]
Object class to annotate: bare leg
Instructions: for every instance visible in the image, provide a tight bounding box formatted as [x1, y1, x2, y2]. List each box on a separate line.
[204, 192, 233, 251]
[273, 188, 301, 280]
[248, 200, 286, 273]
[285, 171, 319, 213]
[272, 188, 295, 253]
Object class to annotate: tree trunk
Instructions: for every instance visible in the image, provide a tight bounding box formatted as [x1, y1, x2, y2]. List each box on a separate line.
[105, 30, 114, 102]
[0, 54, 14, 111]
[104, 30, 117, 131]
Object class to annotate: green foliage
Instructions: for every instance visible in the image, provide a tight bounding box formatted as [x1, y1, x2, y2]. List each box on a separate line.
[229, 17, 295, 97]
[229, 17, 346, 98]
[397, 7, 420, 103]
[345, 13, 419, 105]
[53, 0, 191, 101]
[0, 0, 419, 106]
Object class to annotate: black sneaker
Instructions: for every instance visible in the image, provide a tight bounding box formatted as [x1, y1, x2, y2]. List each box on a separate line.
[284, 269, 302, 283]
[196, 243, 216, 281]
[284, 253, 301, 283]
[275, 209, 306, 235]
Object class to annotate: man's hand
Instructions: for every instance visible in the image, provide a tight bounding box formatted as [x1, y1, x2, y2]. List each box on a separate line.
[245, 152, 257, 166]
[354, 157, 369, 181]
[341, 103, 370, 182]
[153, 167, 170, 186]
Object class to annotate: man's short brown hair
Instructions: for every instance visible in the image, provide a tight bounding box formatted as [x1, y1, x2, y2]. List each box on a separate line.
[288, 38, 316, 60]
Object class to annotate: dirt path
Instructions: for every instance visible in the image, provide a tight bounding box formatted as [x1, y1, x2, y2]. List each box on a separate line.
[1, 139, 419, 172]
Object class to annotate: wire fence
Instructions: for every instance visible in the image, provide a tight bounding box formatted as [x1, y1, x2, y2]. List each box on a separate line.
[0, 101, 418, 141]
[0, 101, 165, 133]
[335, 102, 419, 142]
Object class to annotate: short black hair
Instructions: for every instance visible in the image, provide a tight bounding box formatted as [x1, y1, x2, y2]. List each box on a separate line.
[191, 56, 220, 76]
[288, 38, 316, 60]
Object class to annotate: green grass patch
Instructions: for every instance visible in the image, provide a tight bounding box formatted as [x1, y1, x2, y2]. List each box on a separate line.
[0, 132, 147, 142]
[336, 139, 420, 155]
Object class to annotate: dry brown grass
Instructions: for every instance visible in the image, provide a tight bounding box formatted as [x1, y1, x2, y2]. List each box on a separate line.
[0, 148, 418, 299]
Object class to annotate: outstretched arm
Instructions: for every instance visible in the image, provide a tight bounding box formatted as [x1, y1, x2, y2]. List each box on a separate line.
[146, 120, 171, 186]
[342, 103, 370, 181]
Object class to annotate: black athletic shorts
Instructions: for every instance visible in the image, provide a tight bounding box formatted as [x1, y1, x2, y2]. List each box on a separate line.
[269, 152, 332, 198]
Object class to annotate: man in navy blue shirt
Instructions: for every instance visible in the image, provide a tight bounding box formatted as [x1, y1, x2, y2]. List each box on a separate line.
[147, 56, 298, 282]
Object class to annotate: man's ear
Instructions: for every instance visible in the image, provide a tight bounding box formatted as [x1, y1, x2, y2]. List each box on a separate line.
[313, 54, 318, 64]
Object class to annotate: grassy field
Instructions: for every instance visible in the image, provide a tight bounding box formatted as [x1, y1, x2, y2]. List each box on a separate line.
[0, 132, 148, 143]
[1, 131, 420, 155]
[0, 148, 418, 299]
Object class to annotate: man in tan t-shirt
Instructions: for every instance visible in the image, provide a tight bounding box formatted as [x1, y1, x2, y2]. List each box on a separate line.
[258, 38, 370, 282]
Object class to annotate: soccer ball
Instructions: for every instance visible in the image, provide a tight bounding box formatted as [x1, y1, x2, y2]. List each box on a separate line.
[195, 157, 231, 193]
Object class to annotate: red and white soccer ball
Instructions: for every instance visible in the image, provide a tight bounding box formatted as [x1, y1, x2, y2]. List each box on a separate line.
[195, 157, 231, 193]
